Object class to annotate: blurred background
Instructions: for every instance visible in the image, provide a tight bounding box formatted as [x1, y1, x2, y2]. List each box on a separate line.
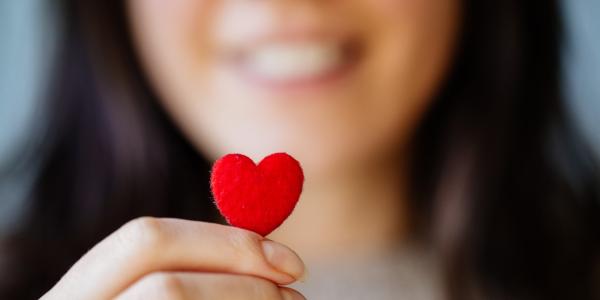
[0, 0, 599, 227]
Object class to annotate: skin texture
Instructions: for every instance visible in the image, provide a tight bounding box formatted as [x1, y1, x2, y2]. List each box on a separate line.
[45, 0, 460, 298]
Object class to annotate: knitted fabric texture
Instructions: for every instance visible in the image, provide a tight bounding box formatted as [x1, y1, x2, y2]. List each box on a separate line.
[210, 153, 304, 236]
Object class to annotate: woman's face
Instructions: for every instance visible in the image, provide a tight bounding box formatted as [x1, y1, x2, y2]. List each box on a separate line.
[128, 0, 460, 177]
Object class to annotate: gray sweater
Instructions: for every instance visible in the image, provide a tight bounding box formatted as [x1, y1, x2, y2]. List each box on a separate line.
[291, 244, 444, 300]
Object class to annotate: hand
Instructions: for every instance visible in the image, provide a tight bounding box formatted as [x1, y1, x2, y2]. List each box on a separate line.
[41, 217, 306, 299]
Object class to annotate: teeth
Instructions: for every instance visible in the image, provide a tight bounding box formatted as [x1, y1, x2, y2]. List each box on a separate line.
[244, 42, 343, 81]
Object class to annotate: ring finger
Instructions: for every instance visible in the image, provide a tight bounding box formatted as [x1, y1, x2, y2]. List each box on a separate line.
[115, 272, 305, 300]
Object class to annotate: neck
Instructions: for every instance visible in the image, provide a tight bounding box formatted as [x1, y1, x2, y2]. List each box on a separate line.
[269, 154, 410, 262]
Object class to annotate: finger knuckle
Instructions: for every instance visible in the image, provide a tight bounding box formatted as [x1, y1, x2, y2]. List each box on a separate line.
[247, 277, 282, 299]
[118, 217, 168, 254]
[226, 230, 263, 270]
[143, 272, 185, 300]
[216, 275, 282, 299]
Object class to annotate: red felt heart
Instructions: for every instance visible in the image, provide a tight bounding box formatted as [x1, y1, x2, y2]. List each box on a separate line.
[210, 152, 304, 236]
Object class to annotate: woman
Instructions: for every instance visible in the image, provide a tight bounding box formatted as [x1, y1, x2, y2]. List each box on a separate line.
[1, 0, 598, 299]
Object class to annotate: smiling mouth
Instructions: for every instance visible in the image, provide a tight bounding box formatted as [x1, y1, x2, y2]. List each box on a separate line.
[226, 36, 363, 90]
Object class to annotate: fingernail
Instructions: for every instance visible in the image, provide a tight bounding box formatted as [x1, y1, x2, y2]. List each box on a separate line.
[261, 240, 306, 281]
[297, 266, 308, 282]
[280, 288, 306, 300]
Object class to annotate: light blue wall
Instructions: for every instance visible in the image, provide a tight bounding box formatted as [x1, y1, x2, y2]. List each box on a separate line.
[0, 0, 55, 163]
[0, 0, 56, 230]
[563, 0, 600, 153]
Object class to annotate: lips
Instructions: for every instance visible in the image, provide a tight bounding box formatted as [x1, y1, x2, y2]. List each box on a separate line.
[245, 41, 342, 80]
[224, 34, 362, 89]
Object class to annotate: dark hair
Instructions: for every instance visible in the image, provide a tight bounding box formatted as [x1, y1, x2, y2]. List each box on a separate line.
[1, 0, 598, 299]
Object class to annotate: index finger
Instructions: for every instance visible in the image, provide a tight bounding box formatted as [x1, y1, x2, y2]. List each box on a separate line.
[42, 217, 305, 300]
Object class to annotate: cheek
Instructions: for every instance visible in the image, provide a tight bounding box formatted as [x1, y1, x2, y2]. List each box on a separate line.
[128, 0, 201, 58]
[362, 0, 461, 136]
[127, 0, 215, 100]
